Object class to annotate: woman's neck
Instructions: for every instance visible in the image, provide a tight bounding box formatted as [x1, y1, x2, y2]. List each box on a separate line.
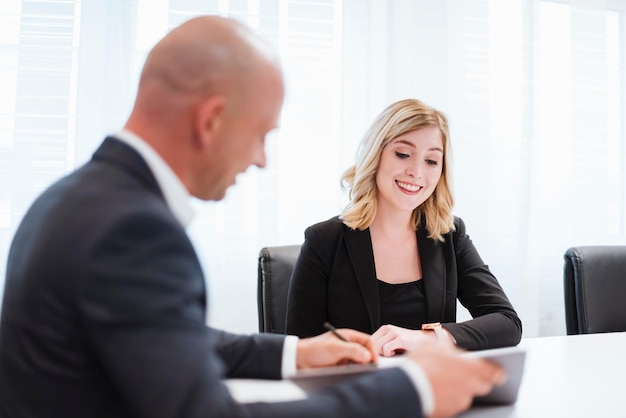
[370, 206, 414, 236]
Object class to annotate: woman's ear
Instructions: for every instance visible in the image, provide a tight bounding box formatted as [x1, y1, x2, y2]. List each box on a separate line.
[193, 95, 225, 149]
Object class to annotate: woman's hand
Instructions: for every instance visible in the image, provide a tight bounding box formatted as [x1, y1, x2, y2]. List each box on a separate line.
[296, 328, 379, 369]
[372, 324, 454, 356]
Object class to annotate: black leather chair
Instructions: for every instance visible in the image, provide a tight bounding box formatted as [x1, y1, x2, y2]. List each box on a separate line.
[563, 246, 626, 335]
[257, 245, 301, 334]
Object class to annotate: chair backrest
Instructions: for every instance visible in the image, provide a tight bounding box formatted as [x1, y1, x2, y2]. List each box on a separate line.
[564, 246, 626, 335]
[257, 245, 301, 334]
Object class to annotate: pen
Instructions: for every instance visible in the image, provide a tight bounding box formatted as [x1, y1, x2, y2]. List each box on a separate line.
[324, 321, 349, 342]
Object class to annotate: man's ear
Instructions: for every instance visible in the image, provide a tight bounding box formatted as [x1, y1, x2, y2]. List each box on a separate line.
[193, 95, 225, 149]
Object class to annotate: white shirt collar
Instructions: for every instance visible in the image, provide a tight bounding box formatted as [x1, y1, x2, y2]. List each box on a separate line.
[114, 129, 194, 228]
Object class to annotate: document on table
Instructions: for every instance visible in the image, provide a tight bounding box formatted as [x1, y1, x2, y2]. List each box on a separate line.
[227, 347, 526, 405]
[288, 356, 408, 392]
[224, 379, 307, 403]
[288, 347, 526, 404]
[225, 357, 406, 403]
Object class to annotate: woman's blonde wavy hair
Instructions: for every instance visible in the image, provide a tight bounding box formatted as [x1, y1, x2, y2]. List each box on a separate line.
[340, 98, 455, 241]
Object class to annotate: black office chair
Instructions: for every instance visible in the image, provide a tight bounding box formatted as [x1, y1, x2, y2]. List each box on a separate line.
[257, 245, 301, 334]
[563, 246, 626, 335]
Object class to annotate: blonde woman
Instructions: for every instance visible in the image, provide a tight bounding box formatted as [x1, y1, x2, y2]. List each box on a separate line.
[286, 98, 522, 354]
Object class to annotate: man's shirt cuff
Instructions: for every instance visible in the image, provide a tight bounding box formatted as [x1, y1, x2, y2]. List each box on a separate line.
[399, 361, 434, 416]
[281, 335, 299, 377]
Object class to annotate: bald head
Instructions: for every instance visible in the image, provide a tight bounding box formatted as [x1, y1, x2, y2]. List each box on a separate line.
[124, 15, 285, 201]
[139, 16, 279, 97]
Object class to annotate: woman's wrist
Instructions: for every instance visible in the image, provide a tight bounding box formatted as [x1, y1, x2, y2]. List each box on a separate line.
[421, 322, 456, 345]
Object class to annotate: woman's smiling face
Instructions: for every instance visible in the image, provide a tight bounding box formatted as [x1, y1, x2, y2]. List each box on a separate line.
[375, 126, 444, 215]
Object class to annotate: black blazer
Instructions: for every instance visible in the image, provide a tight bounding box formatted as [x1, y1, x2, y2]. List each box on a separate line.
[0, 138, 422, 418]
[286, 216, 522, 350]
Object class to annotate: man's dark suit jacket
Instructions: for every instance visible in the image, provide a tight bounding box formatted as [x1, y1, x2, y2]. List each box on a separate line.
[286, 216, 522, 350]
[0, 137, 423, 418]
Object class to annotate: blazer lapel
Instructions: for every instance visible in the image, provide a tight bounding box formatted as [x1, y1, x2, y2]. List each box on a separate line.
[344, 228, 380, 332]
[417, 226, 447, 322]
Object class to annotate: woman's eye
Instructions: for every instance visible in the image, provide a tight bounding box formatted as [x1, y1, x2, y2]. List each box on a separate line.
[426, 159, 439, 166]
[395, 151, 410, 159]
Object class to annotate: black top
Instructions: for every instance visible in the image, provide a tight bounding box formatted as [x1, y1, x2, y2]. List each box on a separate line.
[377, 279, 427, 329]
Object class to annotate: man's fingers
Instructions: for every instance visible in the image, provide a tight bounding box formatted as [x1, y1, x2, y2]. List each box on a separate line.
[340, 343, 374, 364]
[467, 358, 507, 396]
[333, 328, 378, 363]
[478, 359, 507, 386]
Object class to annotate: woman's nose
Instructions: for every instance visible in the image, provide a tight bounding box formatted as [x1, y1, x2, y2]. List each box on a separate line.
[405, 163, 422, 179]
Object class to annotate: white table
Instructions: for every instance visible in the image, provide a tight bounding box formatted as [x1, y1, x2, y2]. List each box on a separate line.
[459, 332, 626, 417]
[227, 332, 626, 417]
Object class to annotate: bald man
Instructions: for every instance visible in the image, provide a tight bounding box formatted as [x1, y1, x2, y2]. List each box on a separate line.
[0, 16, 504, 418]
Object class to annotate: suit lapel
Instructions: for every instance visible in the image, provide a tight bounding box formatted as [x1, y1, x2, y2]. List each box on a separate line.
[417, 226, 446, 322]
[344, 228, 380, 332]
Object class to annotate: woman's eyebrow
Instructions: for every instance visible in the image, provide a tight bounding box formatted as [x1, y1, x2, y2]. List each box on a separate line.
[392, 139, 443, 153]
[392, 139, 415, 148]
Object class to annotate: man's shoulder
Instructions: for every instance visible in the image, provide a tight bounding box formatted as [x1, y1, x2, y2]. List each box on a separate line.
[24, 153, 175, 249]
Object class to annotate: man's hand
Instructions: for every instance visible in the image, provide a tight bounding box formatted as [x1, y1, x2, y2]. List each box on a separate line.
[409, 342, 507, 418]
[296, 329, 378, 369]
